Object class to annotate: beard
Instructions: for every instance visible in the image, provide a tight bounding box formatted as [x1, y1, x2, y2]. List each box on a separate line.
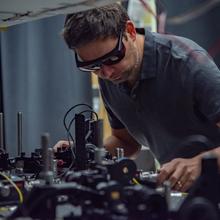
[110, 63, 139, 85]
[117, 49, 141, 86]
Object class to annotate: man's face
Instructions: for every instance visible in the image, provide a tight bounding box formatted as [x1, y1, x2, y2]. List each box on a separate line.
[75, 33, 138, 84]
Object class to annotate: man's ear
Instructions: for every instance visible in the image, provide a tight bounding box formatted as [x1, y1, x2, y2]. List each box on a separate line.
[125, 20, 137, 41]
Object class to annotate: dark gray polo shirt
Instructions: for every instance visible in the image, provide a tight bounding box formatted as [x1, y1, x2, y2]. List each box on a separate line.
[98, 30, 220, 163]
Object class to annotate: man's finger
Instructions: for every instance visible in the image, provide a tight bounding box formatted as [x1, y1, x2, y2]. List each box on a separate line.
[157, 163, 175, 185]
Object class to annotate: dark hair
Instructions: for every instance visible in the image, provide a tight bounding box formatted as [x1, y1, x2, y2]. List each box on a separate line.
[62, 3, 130, 49]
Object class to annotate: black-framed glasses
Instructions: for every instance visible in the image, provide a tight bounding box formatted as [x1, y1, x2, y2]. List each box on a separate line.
[75, 31, 126, 72]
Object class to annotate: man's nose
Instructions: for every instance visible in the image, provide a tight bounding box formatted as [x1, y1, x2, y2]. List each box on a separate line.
[101, 65, 114, 78]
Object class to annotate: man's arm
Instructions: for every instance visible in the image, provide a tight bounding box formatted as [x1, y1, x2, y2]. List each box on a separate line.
[196, 121, 220, 166]
[192, 121, 220, 164]
[104, 128, 141, 159]
[157, 121, 220, 192]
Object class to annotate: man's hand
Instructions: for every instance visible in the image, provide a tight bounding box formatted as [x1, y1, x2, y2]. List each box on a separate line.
[53, 140, 73, 152]
[157, 157, 201, 192]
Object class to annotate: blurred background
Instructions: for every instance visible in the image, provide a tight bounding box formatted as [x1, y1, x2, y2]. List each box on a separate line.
[0, 0, 220, 156]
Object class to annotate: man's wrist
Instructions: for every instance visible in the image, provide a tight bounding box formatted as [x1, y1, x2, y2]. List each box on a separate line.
[193, 146, 220, 165]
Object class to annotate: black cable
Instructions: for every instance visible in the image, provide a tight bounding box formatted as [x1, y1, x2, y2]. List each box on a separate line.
[63, 103, 92, 131]
[59, 105, 99, 178]
[66, 109, 98, 153]
[66, 110, 98, 135]
[65, 109, 98, 151]
[66, 109, 98, 165]
[62, 104, 94, 166]
[67, 109, 98, 136]
[63, 104, 93, 142]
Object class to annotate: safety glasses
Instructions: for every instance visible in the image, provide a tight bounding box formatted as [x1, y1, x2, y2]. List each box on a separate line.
[75, 31, 126, 72]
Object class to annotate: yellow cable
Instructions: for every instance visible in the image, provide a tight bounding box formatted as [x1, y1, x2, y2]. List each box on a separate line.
[0, 26, 8, 32]
[132, 178, 140, 185]
[0, 172, 23, 203]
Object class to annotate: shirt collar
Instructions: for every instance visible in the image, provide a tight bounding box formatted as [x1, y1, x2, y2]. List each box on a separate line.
[139, 29, 157, 80]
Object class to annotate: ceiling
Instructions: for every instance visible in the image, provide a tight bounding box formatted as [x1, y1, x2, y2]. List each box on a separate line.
[0, 0, 120, 28]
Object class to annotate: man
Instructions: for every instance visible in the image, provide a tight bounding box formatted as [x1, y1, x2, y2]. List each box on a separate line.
[60, 3, 220, 192]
